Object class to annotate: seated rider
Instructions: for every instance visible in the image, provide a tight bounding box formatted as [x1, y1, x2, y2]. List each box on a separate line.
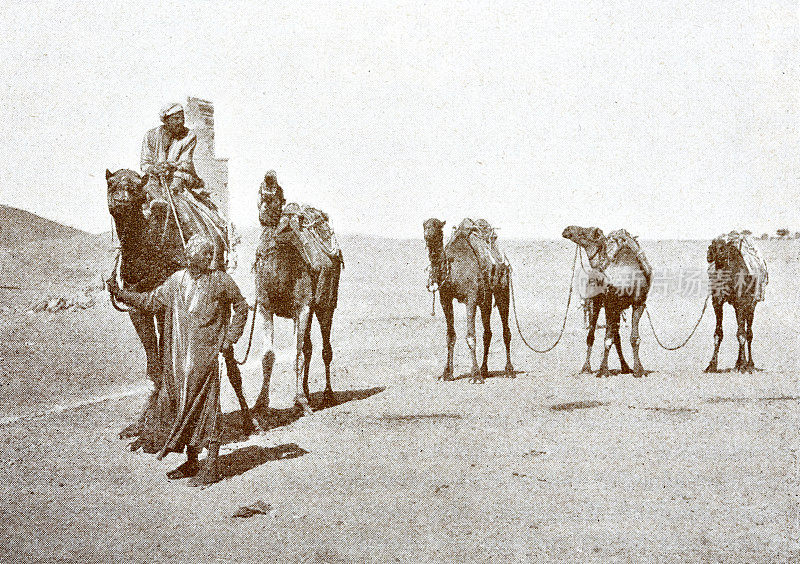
[140, 103, 229, 270]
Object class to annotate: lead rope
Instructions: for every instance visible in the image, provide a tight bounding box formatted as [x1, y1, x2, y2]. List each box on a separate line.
[645, 294, 709, 350]
[234, 300, 259, 365]
[510, 244, 579, 353]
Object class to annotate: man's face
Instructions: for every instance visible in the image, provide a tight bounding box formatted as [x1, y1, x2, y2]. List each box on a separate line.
[164, 111, 185, 135]
[188, 245, 214, 271]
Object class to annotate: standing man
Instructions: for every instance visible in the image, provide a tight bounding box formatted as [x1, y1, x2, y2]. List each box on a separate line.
[108, 234, 249, 486]
[140, 102, 229, 270]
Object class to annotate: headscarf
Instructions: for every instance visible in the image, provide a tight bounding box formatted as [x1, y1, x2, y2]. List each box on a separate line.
[186, 234, 214, 269]
[160, 102, 184, 121]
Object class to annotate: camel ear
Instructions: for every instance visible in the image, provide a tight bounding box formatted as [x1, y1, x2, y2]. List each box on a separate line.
[592, 227, 604, 239]
[105, 169, 112, 181]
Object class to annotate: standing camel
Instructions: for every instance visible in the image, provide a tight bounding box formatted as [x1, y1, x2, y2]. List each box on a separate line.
[562, 226, 651, 378]
[253, 172, 343, 416]
[423, 218, 514, 384]
[704, 233, 768, 372]
[106, 169, 257, 442]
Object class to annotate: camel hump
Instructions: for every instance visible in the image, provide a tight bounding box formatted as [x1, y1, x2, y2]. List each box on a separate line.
[263, 202, 344, 272]
[607, 229, 652, 282]
[715, 231, 768, 300]
[448, 218, 510, 282]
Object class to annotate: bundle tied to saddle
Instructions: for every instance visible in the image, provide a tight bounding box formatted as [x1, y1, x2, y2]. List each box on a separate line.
[583, 229, 652, 299]
[447, 218, 510, 288]
[256, 202, 344, 307]
[709, 231, 768, 302]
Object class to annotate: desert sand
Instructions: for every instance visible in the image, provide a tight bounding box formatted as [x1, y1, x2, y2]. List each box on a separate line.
[0, 208, 798, 562]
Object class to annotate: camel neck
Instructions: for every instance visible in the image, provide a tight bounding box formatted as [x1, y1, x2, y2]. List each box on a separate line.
[114, 209, 146, 251]
[427, 237, 447, 284]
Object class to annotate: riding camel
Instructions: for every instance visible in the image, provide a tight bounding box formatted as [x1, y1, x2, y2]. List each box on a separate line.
[253, 172, 343, 416]
[562, 226, 652, 377]
[423, 218, 514, 383]
[105, 169, 258, 444]
[705, 232, 768, 373]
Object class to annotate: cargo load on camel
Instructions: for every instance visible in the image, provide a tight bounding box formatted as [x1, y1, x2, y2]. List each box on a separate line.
[709, 231, 768, 302]
[448, 218, 510, 288]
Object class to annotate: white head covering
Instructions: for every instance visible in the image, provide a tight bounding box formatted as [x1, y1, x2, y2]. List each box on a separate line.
[159, 102, 184, 121]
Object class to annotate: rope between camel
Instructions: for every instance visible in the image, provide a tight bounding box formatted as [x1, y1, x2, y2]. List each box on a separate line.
[510, 244, 578, 354]
[234, 300, 259, 365]
[645, 294, 709, 351]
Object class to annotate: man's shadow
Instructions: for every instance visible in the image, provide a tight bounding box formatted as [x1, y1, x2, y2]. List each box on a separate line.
[214, 386, 385, 480]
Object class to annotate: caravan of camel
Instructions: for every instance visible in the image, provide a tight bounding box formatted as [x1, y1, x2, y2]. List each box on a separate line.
[106, 162, 769, 483]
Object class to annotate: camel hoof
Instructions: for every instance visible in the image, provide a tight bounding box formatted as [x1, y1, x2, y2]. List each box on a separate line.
[504, 364, 515, 378]
[596, 368, 611, 378]
[620, 365, 633, 374]
[580, 364, 592, 374]
[439, 371, 454, 382]
[704, 364, 718, 373]
[119, 423, 140, 440]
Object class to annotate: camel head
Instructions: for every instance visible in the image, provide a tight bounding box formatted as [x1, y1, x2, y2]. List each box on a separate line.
[707, 237, 736, 269]
[423, 218, 446, 249]
[562, 225, 607, 269]
[106, 169, 146, 217]
[259, 170, 285, 227]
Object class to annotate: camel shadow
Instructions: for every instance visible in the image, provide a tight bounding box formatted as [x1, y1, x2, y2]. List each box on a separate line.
[451, 369, 524, 381]
[218, 386, 386, 445]
[578, 368, 656, 377]
[215, 443, 308, 482]
[704, 367, 765, 374]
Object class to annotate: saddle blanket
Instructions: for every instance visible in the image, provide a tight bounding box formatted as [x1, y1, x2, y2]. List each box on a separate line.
[712, 231, 768, 301]
[448, 218, 509, 287]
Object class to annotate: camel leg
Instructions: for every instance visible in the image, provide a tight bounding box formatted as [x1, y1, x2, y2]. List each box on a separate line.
[466, 300, 482, 384]
[596, 309, 619, 378]
[745, 305, 756, 372]
[734, 303, 748, 372]
[317, 307, 337, 407]
[254, 306, 274, 412]
[121, 309, 161, 439]
[221, 346, 260, 435]
[301, 310, 314, 404]
[630, 304, 645, 377]
[495, 285, 514, 377]
[581, 298, 602, 374]
[614, 325, 632, 374]
[705, 300, 724, 373]
[478, 299, 492, 381]
[294, 305, 314, 415]
[440, 296, 456, 381]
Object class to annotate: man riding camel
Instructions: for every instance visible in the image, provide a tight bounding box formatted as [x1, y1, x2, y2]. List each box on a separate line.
[140, 102, 229, 270]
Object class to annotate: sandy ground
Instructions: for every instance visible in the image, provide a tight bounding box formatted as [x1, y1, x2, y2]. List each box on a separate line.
[1, 233, 799, 562]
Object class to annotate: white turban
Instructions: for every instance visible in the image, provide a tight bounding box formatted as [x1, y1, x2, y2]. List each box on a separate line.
[159, 102, 184, 121]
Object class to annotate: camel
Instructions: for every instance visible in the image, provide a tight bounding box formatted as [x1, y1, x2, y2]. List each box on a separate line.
[704, 234, 767, 372]
[423, 218, 514, 384]
[253, 174, 342, 416]
[562, 226, 651, 378]
[105, 169, 257, 441]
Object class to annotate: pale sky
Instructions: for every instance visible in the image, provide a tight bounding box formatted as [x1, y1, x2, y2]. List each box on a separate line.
[0, 1, 797, 239]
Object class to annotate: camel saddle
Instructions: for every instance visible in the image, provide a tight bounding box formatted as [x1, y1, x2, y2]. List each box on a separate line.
[606, 229, 653, 283]
[710, 231, 768, 301]
[448, 218, 510, 287]
[256, 203, 344, 273]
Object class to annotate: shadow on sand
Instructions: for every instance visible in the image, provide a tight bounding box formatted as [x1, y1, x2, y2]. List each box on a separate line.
[218, 386, 386, 445]
[215, 443, 309, 481]
[451, 369, 525, 381]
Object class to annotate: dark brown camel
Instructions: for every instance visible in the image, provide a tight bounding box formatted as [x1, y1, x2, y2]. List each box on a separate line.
[562, 226, 651, 378]
[423, 218, 513, 384]
[253, 174, 342, 416]
[704, 236, 765, 372]
[106, 169, 257, 441]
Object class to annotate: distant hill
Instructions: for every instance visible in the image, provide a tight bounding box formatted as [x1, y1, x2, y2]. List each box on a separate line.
[0, 205, 90, 246]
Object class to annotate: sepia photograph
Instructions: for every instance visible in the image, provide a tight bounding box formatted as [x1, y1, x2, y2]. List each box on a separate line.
[0, 1, 798, 562]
